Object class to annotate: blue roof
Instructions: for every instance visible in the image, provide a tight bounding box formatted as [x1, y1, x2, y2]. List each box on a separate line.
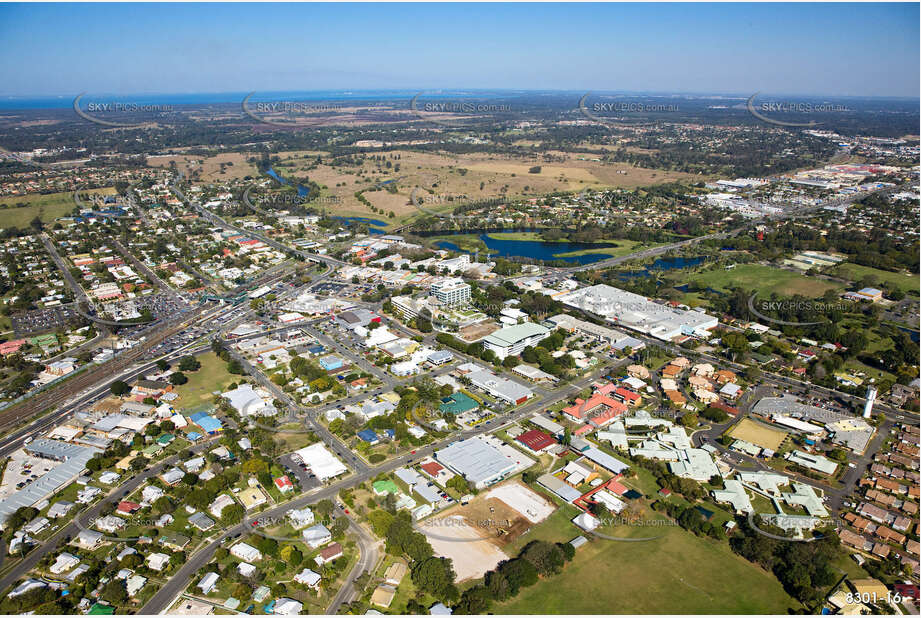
[384, 429, 395, 439]
[186, 432, 203, 441]
[319, 357, 344, 370]
[188, 412, 222, 434]
[357, 429, 379, 442]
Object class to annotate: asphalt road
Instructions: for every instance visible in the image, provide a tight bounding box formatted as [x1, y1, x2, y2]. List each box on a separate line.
[326, 505, 381, 614]
[0, 398, 221, 590]
[138, 363, 615, 614]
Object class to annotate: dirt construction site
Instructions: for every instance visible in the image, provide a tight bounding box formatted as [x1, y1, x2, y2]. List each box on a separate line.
[727, 417, 789, 452]
[419, 481, 555, 581]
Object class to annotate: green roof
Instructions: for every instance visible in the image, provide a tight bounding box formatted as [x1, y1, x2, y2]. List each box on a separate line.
[373, 479, 400, 495]
[89, 604, 115, 615]
[439, 391, 479, 415]
[157, 433, 175, 445]
[483, 322, 549, 347]
[142, 444, 163, 456]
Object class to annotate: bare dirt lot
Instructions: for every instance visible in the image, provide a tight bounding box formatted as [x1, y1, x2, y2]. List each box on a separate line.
[458, 321, 501, 342]
[420, 515, 509, 582]
[485, 481, 555, 524]
[727, 418, 789, 451]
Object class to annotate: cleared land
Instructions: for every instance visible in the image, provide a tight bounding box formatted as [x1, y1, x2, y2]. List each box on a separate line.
[830, 262, 919, 294]
[0, 188, 115, 227]
[689, 264, 843, 297]
[728, 418, 789, 452]
[420, 515, 508, 582]
[421, 482, 556, 582]
[496, 522, 795, 614]
[170, 352, 236, 409]
[269, 148, 697, 225]
[147, 152, 259, 182]
[484, 481, 555, 524]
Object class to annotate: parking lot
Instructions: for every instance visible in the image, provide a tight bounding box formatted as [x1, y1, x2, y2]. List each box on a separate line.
[0, 450, 57, 500]
[12, 304, 82, 336]
[277, 452, 323, 492]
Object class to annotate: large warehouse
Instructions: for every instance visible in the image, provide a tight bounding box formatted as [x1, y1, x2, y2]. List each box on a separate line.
[294, 443, 348, 481]
[434, 436, 519, 489]
[482, 322, 551, 359]
[559, 284, 718, 341]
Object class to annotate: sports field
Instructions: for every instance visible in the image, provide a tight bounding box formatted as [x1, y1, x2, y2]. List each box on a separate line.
[727, 418, 789, 451]
[171, 352, 236, 409]
[830, 262, 919, 294]
[0, 188, 115, 227]
[496, 517, 796, 614]
[689, 264, 843, 298]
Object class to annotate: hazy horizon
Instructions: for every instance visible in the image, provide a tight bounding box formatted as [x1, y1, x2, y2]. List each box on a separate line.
[1, 3, 917, 98]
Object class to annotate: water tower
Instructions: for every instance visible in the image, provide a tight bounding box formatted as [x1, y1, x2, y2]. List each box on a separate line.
[863, 385, 877, 419]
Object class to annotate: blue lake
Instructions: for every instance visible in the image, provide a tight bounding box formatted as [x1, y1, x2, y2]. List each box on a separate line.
[617, 256, 709, 278]
[266, 167, 310, 197]
[334, 216, 390, 234]
[436, 234, 619, 265]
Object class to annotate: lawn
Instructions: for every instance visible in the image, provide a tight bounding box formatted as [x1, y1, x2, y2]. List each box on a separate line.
[171, 352, 237, 410]
[496, 520, 797, 614]
[553, 239, 662, 259]
[829, 262, 919, 295]
[689, 264, 843, 298]
[429, 234, 489, 253]
[0, 188, 116, 228]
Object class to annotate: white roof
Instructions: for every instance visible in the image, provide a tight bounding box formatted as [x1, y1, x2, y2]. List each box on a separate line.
[572, 512, 600, 531]
[294, 568, 321, 586]
[294, 443, 347, 481]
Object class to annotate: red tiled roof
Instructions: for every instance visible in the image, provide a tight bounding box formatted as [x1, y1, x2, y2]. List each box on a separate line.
[607, 479, 628, 495]
[710, 400, 739, 416]
[420, 462, 444, 477]
[594, 382, 617, 396]
[516, 429, 556, 451]
[117, 501, 140, 513]
[320, 542, 343, 560]
[563, 393, 627, 420]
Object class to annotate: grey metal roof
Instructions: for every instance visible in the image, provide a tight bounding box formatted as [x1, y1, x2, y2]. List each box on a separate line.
[0, 439, 101, 525]
[435, 437, 516, 485]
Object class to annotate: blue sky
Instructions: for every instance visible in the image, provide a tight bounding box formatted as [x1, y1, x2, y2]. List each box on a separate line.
[1, 3, 917, 97]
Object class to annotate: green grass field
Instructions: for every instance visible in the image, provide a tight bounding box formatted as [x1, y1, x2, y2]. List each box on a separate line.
[496, 521, 797, 614]
[171, 352, 236, 409]
[690, 264, 843, 298]
[430, 234, 489, 253]
[0, 188, 116, 228]
[830, 262, 919, 294]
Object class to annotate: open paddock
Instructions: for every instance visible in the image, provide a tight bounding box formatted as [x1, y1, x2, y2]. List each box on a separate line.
[727, 417, 789, 452]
